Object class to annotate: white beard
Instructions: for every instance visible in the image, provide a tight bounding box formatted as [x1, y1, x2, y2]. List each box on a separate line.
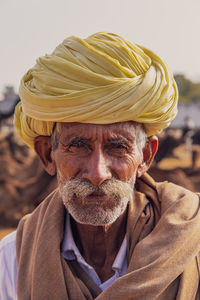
[58, 177, 134, 226]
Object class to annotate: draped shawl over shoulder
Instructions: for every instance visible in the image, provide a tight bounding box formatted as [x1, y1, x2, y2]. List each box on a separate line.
[16, 174, 200, 299]
[14, 32, 178, 148]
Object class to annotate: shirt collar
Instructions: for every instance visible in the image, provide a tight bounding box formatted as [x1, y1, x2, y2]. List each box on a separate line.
[61, 212, 127, 273]
[62, 213, 82, 261]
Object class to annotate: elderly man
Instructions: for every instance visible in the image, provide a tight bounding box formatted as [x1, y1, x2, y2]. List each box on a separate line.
[1, 32, 200, 300]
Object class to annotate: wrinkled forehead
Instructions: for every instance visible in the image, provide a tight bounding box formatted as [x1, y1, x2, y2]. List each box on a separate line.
[55, 121, 141, 140]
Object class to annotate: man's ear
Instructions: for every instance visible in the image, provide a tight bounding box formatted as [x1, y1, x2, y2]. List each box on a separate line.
[34, 136, 56, 176]
[137, 135, 158, 178]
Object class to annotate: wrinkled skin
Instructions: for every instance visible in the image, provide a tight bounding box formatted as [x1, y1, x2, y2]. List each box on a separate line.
[34, 122, 158, 282]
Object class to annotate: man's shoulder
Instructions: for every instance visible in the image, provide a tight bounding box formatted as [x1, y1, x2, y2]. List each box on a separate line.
[156, 180, 197, 200]
[0, 231, 17, 300]
[0, 230, 17, 255]
[155, 180, 199, 217]
[17, 188, 61, 229]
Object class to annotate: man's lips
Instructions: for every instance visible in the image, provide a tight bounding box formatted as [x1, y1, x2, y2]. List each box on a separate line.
[88, 191, 106, 197]
[83, 191, 108, 204]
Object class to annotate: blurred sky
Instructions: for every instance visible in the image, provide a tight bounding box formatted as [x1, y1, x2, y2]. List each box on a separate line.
[0, 0, 200, 92]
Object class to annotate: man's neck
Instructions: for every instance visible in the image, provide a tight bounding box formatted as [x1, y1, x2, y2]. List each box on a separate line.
[70, 209, 128, 282]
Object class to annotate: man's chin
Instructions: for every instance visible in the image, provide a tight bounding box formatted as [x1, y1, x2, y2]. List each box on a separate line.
[63, 197, 130, 226]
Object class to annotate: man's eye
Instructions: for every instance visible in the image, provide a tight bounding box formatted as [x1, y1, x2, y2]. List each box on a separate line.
[70, 141, 83, 148]
[68, 141, 91, 153]
[68, 142, 84, 150]
[113, 144, 127, 149]
[108, 143, 129, 154]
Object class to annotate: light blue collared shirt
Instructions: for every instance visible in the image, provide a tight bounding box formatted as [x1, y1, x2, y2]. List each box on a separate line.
[62, 213, 128, 291]
[0, 213, 128, 299]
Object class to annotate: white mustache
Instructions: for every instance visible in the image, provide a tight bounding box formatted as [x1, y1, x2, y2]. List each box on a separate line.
[59, 178, 133, 201]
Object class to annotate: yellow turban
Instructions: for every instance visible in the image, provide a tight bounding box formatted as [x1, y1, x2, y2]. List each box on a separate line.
[14, 32, 178, 148]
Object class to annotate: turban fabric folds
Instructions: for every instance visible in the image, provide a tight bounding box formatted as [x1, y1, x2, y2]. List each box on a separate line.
[14, 32, 178, 148]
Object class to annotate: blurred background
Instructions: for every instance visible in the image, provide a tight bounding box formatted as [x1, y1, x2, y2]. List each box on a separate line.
[1, 0, 200, 237]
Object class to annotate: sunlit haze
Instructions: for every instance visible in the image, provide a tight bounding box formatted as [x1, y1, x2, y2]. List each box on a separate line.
[1, 0, 200, 92]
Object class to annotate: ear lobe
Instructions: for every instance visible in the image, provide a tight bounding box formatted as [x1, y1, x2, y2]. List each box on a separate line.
[34, 136, 56, 176]
[137, 136, 158, 178]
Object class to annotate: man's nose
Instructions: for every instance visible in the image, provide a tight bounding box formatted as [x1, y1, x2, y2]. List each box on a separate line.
[82, 149, 112, 186]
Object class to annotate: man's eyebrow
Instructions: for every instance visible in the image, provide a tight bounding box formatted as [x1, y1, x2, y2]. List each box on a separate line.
[60, 136, 91, 145]
[107, 136, 133, 145]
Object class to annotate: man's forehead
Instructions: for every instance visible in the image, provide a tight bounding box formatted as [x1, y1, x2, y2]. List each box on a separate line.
[56, 121, 139, 140]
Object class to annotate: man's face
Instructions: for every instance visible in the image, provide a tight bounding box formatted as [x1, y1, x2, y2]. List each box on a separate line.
[50, 122, 147, 226]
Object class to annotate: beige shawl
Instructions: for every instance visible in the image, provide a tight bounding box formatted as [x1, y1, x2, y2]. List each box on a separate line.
[16, 174, 200, 299]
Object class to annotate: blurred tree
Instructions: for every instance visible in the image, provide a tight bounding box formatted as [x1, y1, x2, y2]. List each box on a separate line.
[174, 74, 200, 103]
